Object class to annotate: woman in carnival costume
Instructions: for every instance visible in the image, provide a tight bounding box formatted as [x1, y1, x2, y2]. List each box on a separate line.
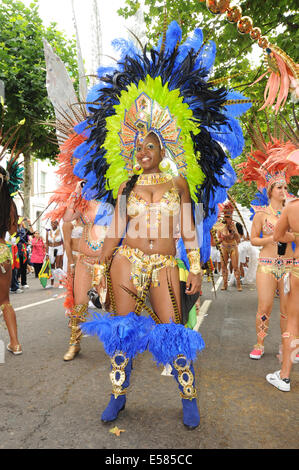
[239, 117, 298, 360]
[47, 126, 110, 361]
[267, 195, 299, 392]
[215, 201, 242, 291]
[69, 21, 251, 429]
[0, 114, 24, 355]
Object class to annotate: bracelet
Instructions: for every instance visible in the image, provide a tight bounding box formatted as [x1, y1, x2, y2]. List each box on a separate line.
[70, 192, 79, 199]
[187, 249, 201, 275]
[92, 263, 107, 286]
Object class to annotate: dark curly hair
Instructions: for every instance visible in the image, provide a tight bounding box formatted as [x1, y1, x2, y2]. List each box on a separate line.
[120, 174, 140, 217]
[0, 166, 15, 238]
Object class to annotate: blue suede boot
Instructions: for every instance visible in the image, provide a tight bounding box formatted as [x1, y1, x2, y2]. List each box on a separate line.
[80, 311, 155, 423]
[148, 322, 204, 430]
[172, 355, 200, 430]
[101, 352, 132, 423]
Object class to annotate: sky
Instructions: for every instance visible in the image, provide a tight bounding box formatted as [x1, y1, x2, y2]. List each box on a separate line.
[21, 0, 134, 74]
[19, 0, 262, 73]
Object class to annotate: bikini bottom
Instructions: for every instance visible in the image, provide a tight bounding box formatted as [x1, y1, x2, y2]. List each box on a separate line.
[257, 257, 293, 281]
[113, 245, 180, 324]
[291, 258, 299, 279]
[221, 243, 237, 257]
[115, 245, 177, 296]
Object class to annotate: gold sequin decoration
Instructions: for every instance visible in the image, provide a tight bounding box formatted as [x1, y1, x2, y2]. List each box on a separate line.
[173, 355, 197, 400]
[110, 352, 130, 398]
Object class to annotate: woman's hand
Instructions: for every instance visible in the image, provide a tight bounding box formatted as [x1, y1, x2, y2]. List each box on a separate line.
[266, 235, 277, 246]
[186, 272, 202, 295]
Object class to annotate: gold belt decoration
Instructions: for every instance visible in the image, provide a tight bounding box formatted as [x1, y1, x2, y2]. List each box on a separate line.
[78, 254, 101, 274]
[257, 257, 292, 281]
[116, 245, 177, 295]
[0, 243, 12, 274]
[292, 259, 299, 279]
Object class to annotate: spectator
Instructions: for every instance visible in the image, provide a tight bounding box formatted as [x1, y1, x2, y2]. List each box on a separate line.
[30, 231, 46, 278]
[5, 231, 23, 294]
[17, 217, 34, 289]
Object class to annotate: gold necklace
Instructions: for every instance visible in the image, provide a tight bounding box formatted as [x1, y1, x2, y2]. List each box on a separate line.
[269, 204, 282, 218]
[136, 173, 172, 186]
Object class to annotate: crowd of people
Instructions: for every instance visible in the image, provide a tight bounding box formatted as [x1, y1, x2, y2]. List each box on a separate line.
[0, 11, 298, 435]
[4, 217, 66, 294]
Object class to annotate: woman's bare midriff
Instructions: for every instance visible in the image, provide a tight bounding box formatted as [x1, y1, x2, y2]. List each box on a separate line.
[259, 238, 294, 258]
[123, 214, 179, 256]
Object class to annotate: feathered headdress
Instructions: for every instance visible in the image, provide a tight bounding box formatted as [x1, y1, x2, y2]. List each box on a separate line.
[71, 22, 252, 261]
[218, 201, 234, 217]
[238, 112, 299, 191]
[0, 109, 24, 196]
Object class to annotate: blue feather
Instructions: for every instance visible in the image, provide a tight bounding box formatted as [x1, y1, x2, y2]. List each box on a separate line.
[74, 119, 89, 137]
[148, 322, 205, 366]
[112, 38, 141, 63]
[155, 20, 182, 56]
[176, 238, 189, 269]
[222, 90, 252, 117]
[94, 200, 114, 226]
[73, 140, 96, 161]
[209, 117, 244, 159]
[97, 66, 118, 79]
[81, 312, 155, 358]
[194, 40, 216, 74]
[176, 28, 203, 67]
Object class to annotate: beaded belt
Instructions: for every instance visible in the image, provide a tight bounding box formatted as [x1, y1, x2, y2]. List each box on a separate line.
[258, 257, 293, 281]
[115, 245, 177, 295]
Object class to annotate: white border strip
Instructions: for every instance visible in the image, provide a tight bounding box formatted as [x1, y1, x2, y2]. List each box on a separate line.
[14, 297, 60, 312]
[194, 299, 212, 331]
[211, 276, 223, 292]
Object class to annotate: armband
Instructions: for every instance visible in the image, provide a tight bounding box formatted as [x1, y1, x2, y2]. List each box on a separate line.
[187, 249, 201, 275]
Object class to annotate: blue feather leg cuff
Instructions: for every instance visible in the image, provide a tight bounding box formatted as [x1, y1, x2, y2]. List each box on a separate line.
[148, 322, 205, 366]
[80, 311, 156, 359]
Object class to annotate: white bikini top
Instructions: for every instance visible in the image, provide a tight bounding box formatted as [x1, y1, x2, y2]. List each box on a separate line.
[48, 228, 62, 243]
[71, 225, 83, 239]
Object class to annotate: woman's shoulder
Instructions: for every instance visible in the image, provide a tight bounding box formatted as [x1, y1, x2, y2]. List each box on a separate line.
[173, 175, 189, 192]
[251, 204, 270, 216]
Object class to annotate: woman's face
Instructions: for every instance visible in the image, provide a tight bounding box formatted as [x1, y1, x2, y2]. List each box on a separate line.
[224, 215, 233, 225]
[51, 221, 58, 230]
[270, 184, 287, 202]
[135, 133, 165, 173]
[35, 231, 40, 238]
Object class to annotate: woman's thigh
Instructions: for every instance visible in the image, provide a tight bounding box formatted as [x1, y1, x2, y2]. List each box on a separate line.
[231, 249, 239, 270]
[56, 255, 63, 269]
[221, 249, 229, 271]
[73, 259, 92, 305]
[149, 266, 181, 324]
[256, 270, 277, 313]
[109, 252, 137, 316]
[0, 265, 12, 305]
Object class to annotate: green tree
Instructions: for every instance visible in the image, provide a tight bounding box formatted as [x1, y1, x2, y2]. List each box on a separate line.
[118, 0, 299, 206]
[0, 0, 78, 216]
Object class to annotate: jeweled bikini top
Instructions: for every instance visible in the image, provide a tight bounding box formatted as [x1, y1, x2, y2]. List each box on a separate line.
[127, 175, 180, 218]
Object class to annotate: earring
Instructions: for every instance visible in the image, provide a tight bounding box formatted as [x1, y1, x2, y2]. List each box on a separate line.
[158, 158, 170, 172]
[133, 163, 143, 175]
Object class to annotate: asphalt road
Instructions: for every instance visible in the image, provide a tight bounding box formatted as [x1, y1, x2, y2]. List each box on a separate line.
[0, 273, 298, 450]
